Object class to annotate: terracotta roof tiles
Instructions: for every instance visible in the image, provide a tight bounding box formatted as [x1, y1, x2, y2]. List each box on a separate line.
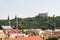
[5, 36, 43, 40]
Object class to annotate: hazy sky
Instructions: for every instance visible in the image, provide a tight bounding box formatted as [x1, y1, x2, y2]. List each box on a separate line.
[0, 0, 60, 19]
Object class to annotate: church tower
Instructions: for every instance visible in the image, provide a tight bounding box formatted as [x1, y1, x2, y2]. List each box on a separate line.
[14, 15, 18, 29]
[7, 15, 10, 26]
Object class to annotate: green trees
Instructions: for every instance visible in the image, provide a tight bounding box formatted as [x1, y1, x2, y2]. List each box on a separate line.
[0, 16, 60, 29]
[46, 37, 58, 40]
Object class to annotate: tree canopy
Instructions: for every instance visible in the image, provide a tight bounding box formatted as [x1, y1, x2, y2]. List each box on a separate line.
[0, 16, 60, 30]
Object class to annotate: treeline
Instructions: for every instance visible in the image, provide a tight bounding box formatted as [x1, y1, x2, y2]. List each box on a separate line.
[0, 16, 60, 30]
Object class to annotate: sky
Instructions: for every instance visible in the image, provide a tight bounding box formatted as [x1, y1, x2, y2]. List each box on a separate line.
[0, 0, 60, 19]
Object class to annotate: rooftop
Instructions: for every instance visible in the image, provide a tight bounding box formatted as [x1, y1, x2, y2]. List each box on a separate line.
[3, 36, 43, 40]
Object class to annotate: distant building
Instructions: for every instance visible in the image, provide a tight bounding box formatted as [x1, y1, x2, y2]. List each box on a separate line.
[37, 13, 48, 17]
[0, 15, 20, 38]
[1, 26, 12, 30]
[0, 15, 12, 30]
[0, 15, 18, 29]
[54, 29, 60, 38]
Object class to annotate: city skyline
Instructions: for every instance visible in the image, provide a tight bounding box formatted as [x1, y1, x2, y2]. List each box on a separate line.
[0, 0, 60, 19]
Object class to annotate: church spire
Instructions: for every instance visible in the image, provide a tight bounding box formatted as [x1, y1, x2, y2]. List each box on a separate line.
[7, 15, 10, 26]
[15, 15, 18, 29]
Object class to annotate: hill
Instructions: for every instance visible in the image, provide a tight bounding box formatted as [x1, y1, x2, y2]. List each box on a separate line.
[0, 16, 60, 30]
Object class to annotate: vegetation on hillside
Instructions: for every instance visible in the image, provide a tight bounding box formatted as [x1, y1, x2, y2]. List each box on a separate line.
[0, 16, 60, 30]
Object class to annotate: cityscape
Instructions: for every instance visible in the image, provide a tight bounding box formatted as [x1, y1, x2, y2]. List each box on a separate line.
[0, 0, 60, 40]
[0, 13, 60, 40]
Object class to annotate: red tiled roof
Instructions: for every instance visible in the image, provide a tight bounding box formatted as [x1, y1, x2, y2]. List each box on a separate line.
[5, 36, 43, 40]
[8, 29, 19, 34]
[8, 30, 16, 34]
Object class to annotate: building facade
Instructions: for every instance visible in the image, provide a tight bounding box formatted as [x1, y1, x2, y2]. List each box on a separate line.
[37, 13, 48, 17]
